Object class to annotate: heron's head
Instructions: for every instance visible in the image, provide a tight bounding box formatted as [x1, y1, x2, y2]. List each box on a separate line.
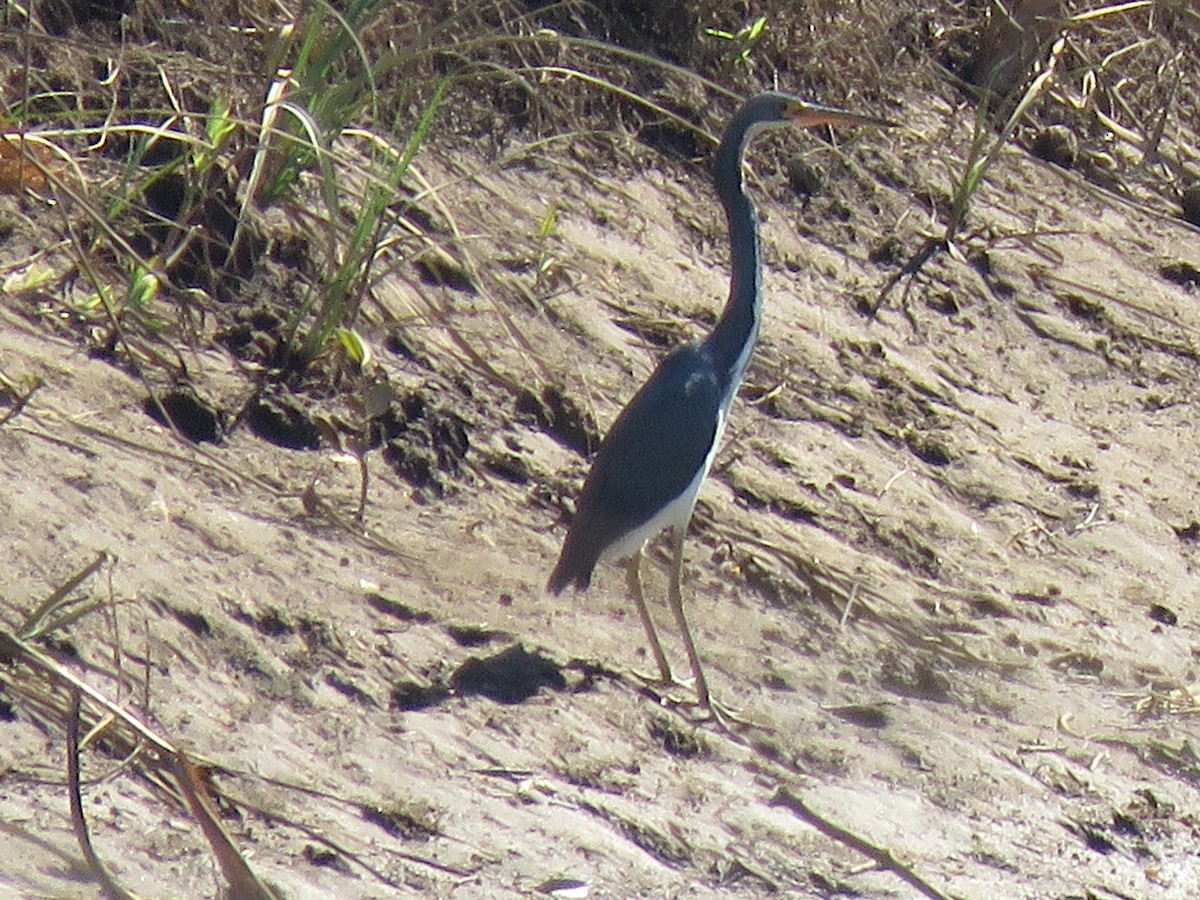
[747, 91, 895, 132]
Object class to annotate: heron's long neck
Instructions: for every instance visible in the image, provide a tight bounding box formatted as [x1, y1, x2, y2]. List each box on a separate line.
[703, 122, 762, 393]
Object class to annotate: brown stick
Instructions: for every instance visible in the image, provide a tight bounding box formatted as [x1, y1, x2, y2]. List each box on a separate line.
[67, 688, 141, 900]
[173, 751, 281, 900]
[769, 786, 957, 900]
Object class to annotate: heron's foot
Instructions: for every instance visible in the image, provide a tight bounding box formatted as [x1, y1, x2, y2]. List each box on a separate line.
[699, 695, 761, 735]
[636, 680, 762, 734]
[631, 667, 697, 703]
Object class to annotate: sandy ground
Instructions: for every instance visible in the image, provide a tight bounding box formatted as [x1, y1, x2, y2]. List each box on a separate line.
[3, 17, 1200, 900]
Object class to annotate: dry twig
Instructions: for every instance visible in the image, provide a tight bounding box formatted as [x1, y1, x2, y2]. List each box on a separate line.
[770, 786, 956, 900]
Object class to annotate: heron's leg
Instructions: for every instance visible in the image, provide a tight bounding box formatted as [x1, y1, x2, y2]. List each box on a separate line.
[664, 530, 751, 733]
[664, 528, 712, 711]
[627, 549, 673, 684]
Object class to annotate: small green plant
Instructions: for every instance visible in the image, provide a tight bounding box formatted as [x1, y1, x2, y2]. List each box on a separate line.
[198, 95, 236, 172]
[126, 262, 161, 313]
[944, 35, 1066, 246]
[255, 0, 392, 205]
[533, 201, 560, 292]
[101, 95, 239, 320]
[234, 0, 463, 369]
[289, 78, 450, 366]
[944, 2, 1153, 247]
[705, 15, 767, 66]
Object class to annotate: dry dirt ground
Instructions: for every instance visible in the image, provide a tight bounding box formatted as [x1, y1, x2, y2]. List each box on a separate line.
[3, 5, 1200, 900]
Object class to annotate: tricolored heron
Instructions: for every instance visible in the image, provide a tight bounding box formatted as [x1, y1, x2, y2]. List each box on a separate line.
[548, 92, 891, 722]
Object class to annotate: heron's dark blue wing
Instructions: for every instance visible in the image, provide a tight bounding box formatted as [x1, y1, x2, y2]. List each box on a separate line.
[547, 344, 723, 592]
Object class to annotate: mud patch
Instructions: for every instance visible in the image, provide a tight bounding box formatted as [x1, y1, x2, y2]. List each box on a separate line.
[247, 391, 324, 450]
[378, 392, 471, 496]
[144, 388, 223, 443]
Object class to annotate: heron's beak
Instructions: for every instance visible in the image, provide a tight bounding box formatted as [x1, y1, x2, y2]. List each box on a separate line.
[785, 100, 895, 130]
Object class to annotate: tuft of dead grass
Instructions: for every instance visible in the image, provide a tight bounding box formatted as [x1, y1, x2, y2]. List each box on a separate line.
[0, 552, 282, 898]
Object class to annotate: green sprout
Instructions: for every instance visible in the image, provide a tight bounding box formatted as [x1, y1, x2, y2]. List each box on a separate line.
[705, 15, 767, 65]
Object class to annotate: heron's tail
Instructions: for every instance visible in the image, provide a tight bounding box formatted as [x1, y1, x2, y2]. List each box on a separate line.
[546, 541, 594, 594]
